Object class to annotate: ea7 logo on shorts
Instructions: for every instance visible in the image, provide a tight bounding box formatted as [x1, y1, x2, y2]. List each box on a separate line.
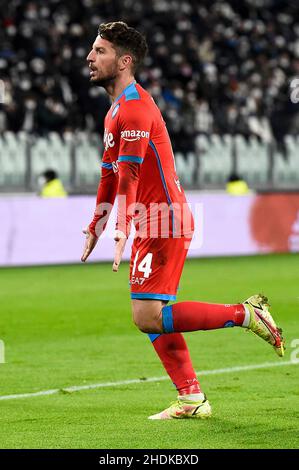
[121, 130, 150, 141]
[104, 128, 115, 151]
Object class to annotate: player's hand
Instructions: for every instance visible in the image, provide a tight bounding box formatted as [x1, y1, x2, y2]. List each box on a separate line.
[113, 230, 127, 272]
[81, 226, 98, 262]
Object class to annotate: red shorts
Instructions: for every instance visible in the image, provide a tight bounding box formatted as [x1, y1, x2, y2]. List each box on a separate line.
[129, 236, 192, 302]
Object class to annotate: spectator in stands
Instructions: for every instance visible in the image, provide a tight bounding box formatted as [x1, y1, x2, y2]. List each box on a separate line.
[39, 169, 67, 198]
[0, 0, 298, 147]
[226, 172, 250, 196]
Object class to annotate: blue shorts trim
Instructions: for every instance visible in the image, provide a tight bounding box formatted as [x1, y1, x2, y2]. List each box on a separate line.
[131, 293, 177, 301]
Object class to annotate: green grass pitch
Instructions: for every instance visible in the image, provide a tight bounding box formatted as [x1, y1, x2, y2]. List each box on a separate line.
[0, 253, 298, 449]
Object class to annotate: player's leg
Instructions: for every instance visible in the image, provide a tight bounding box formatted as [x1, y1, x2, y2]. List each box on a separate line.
[132, 297, 248, 333]
[160, 296, 284, 356]
[132, 298, 200, 394]
[132, 294, 285, 357]
[131, 234, 284, 356]
[131, 299, 211, 420]
[130, 237, 284, 419]
[131, 299, 162, 333]
[131, 235, 248, 334]
[130, 237, 211, 419]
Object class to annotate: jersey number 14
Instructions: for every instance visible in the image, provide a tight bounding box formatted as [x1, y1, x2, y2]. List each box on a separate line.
[132, 252, 153, 278]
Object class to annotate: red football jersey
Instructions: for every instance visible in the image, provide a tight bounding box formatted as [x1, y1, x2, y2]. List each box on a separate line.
[89, 81, 193, 239]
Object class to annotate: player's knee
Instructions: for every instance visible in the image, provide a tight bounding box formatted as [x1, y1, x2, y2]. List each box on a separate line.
[132, 308, 162, 334]
[133, 312, 153, 333]
[135, 321, 153, 334]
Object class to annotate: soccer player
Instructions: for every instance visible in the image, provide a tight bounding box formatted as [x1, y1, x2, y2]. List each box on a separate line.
[82, 22, 285, 419]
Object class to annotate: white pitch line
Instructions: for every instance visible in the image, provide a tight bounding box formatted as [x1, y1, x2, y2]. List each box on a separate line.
[0, 360, 297, 402]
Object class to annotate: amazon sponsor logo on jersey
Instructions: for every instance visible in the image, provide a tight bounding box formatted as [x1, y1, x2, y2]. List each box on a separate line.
[104, 128, 115, 151]
[121, 130, 150, 141]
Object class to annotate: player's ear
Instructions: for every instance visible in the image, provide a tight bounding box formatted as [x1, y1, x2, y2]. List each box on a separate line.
[119, 54, 133, 71]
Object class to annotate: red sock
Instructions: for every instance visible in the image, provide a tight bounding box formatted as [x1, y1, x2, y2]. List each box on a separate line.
[149, 333, 201, 395]
[162, 302, 246, 333]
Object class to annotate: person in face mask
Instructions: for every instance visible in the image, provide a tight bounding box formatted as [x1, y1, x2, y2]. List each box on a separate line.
[39, 169, 67, 198]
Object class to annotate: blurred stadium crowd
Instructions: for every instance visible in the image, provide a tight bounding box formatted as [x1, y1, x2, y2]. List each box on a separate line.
[0, 0, 299, 153]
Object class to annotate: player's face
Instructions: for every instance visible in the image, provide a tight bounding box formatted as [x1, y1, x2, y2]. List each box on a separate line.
[86, 36, 119, 86]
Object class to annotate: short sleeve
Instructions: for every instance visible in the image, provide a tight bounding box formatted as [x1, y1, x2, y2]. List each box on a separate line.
[117, 101, 152, 165]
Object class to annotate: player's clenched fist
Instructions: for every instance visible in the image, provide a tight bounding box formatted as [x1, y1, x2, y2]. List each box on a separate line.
[81, 226, 98, 262]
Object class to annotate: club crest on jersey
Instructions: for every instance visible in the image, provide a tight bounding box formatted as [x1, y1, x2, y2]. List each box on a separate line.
[112, 103, 120, 119]
[121, 130, 150, 141]
[104, 128, 115, 151]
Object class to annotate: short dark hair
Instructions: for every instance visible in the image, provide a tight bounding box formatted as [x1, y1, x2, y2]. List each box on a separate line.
[43, 169, 58, 182]
[98, 21, 148, 73]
